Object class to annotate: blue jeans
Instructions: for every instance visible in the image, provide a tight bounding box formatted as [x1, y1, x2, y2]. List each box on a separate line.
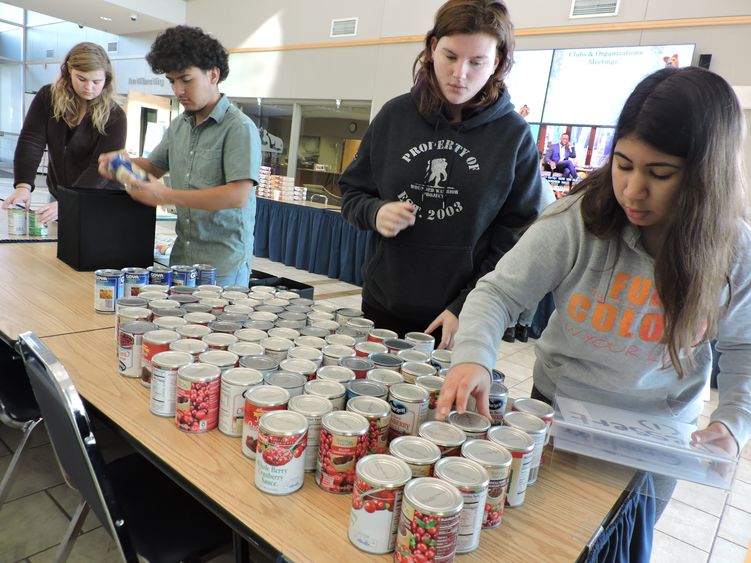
[215, 262, 250, 288]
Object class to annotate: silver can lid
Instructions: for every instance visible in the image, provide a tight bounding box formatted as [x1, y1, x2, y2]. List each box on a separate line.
[401, 361, 436, 377]
[119, 321, 156, 335]
[431, 349, 452, 364]
[152, 350, 193, 369]
[294, 335, 326, 349]
[143, 330, 180, 345]
[265, 371, 307, 390]
[397, 349, 430, 363]
[222, 367, 264, 387]
[490, 381, 509, 398]
[234, 328, 268, 342]
[347, 396, 391, 418]
[304, 379, 346, 399]
[289, 394, 333, 417]
[198, 350, 239, 367]
[389, 436, 441, 464]
[415, 375, 444, 393]
[389, 383, 429, 403]
[461, 438, 513, 468]
[404, 477, 463, 516]
[321, 411, 369, 436]
[279, 358, 317, 375]
[169, 339, 208, 355]
[239, 355, 279, 372]
[202, 333, 238, 347]
[183, 312, 216, 324]
[356, 454, 411, 488]
[487, 425, 535, 452]
[177, 361, 220, 381]
[419, 421, 467, 448]
[405, 331, 435, 344]
[228, 342, 264, 357]
[322, 343, 356, 358]
[434, 457, 489, 490]
[512, 397, 553, 418]
[268, 327, 300, 341]
[175, 324, 211, 339]
[288, 346, 323, 363]
[502, 411, 547, 435]
[118, 306, 152, 319]
[261, 336, 294, 351]
[447, 411, 491, 433]
[366, 368, 403, 386]
[244, 384, 290, 407]
[316, 365, 356, 383]
[259, 410, 308, 436]
[153, 317, 188, 329]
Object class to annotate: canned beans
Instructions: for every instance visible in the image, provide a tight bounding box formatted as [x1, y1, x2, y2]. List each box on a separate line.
[316, 411, 369, 494]
[175, 363, 221, 432]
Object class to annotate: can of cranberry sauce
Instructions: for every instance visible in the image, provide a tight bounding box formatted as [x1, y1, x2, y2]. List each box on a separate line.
[487, 425, 534, 508]
[118, 321, 156, 377]
[395, 477, 464, 563]
[419, 421, 467, 457]
[255, 410, 308, 495]
[447, 410, 491, 440]
[346, 396, 391, 455]
[198, 349, 239, 374]
[502, 410, 547, 485]
[304, 379, 346, 411]
[389, 435, 441, 478]
[175, 362, 221, 433]
[415, 375, 443, 421]
[316, 410, 369, 494]
[141, 329, 180, 387]
[241, 385, 290, 459]
[512, 396, 555, 445]
[288, 394, 333, 472]
[116, 306, 152, 345]
[434, 456, 489, 554]
[348, 454, 412, 554]
[149, 351, 193, 417]
[218, 368, 264, 436]
[461, 438, 512, 529]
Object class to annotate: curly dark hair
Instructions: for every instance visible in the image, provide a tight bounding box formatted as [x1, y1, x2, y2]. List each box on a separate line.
[146, 26, 229, 81]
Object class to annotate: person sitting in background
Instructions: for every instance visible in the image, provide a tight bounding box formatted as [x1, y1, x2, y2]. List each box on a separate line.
[2, 42, 126, 225]
[437, 67, 751, 523]
[99, 26, 261, 288]
[544, 133, 577, 179]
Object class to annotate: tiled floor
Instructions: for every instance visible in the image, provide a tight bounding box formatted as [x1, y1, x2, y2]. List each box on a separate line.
[1, 256, 750, 562]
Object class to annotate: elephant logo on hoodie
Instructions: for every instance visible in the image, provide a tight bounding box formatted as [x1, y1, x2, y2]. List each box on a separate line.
[425, 158, 448, 188]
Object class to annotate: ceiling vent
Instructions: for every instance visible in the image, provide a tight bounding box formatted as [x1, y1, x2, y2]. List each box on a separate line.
[45, 49, 54, 58]
[107, 41, 118, 54]
[330, 17, 358, 38]
[570, 0, 619, 18]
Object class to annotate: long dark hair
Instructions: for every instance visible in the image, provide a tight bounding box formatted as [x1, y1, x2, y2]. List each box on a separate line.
[412, 0, 514, 115]
[571, 67, 747, 376]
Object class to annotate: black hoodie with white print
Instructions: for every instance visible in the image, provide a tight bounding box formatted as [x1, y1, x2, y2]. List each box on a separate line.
[340, 85, 548, 320]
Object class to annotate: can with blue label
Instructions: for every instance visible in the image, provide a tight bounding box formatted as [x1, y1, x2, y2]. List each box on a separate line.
[388, 383, 429, 441]
[148, 264, 173, 286]
[346, 379, 389, 402]
[121, 267, 149, 297]
[171, 265, 197, 287]
[94, 269, 124, 313]
[193, 263, 217, 286]
[109, 153, 148, 183]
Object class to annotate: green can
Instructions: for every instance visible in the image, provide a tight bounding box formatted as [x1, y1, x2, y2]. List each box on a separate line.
[28, 209, 48, 237]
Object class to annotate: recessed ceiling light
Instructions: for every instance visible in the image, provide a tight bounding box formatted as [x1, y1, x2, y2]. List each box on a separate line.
[99, 16, 112, 21]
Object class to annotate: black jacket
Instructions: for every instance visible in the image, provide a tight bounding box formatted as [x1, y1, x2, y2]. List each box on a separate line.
[340, 86, 547, 320]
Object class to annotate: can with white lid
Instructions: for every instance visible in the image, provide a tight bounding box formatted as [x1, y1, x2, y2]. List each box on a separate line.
[289, 394, 333, 471]
[227, 341, 264, 359]
[419, 421, 467, 456]
[279, 357, 317, 381]
[264, 371, 307, 398]
[239, 354, 279, 376]
[183, 311, 216, 326]
[116, 306, 152, 344]
[141, 329, 180, 387]
[310, 319, 340, 334]
[316, 365, 356, 385]
[415, 375, 444, 421]
[169, 338, 208, 358]
[268, 326, 300, 341]
[348, 454, 411, 554]
[434, 456, 489, 553]
[400, 360, 436, 384]
[287, 346, 323, 369]
[431, 348, 452, 369]
[241, 385, 290, 459]
[367, 328, 397, 344]
[152, 316, 188, 331]
[355, 340, 388, 358]
[175, 323, 211, 340]
[175, 362, 221, 432]
[397, 348, 430, 364]
[321, 343, 356, 366]
[255, 410, 308, 495]
[118, 321, 156, 377]
[370, 352, 403, 372]
[388, 383, 429, 441]
[404, 331, 435, 355]
[218, 367, 264, 436]
[389, 435, 441, 478]
[487, 425, 534, 507]
[395, 477, 463, 563]
[512, 396, 554, 445]
[366, 368, 403, 389]
[339, 356, 375, 380]
[234, 328, 267, 343]
[149, 351, 193, 417]
[304, 379, 346, 410]
[335, 307, 363, 325]
[261, 336, 294, 361]
[316, 411, 369, 493]
[502, 410, 547, 485]
[461, 438, 512, 528]
[293, 335, 326, 350]
[447, 410, 491, 440]
[201, 332, 238, 351]
[197, 349, 239, 373]
[346, 396, 391, 455]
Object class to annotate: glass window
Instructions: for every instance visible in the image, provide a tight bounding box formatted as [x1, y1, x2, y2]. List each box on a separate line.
[0, 2, 23, 25]
[0, 22, 22, 61]
[26, 10, 62, 27]
[0, 63, 22, 167]
[240, 99, 293, 174]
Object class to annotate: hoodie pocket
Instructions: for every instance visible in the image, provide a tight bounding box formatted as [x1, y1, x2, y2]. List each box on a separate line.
[364, 239, 474, 317]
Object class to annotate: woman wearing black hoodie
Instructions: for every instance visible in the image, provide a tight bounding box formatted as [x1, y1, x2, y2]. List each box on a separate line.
[340, 0, 547, 349]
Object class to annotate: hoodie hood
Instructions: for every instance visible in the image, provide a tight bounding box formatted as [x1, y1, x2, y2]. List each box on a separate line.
[409, 77, 516, 131]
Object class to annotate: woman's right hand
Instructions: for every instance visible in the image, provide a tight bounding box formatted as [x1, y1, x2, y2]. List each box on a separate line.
[375, 201, 416, 237]
[1, 185, 32, 209]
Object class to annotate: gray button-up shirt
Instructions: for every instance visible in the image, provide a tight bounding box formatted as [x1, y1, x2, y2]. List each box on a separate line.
[150, 94, 261, 276]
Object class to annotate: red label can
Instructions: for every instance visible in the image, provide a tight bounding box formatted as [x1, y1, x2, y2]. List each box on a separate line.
[316, 411, 369, 493]
[241, 386, 290, 459]
[175, 363, 221, 433]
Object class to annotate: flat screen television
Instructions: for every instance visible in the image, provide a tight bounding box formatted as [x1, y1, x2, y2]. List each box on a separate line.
[542, 44, 696, 126]
[505, 49, 554, 123]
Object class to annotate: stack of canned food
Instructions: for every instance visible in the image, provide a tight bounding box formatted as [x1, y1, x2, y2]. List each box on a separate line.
[103, 270, 556, 561]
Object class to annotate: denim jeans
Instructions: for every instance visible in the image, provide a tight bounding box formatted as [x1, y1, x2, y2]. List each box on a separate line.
[215, 262, 250, 288]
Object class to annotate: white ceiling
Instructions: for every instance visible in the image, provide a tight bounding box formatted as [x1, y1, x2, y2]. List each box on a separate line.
[7, 0, 187, 34]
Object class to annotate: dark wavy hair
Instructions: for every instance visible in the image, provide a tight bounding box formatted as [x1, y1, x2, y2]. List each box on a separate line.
[412, 0, 514, 115]
[570, 67, 747, 376]
[146, 26, 229, 81]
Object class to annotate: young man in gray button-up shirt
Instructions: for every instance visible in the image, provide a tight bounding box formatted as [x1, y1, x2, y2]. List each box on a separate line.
[99, 26, 261, 287]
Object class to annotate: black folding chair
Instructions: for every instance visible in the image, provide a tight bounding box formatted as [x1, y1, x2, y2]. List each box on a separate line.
[17, 331, 232, 563]
[0, 331, 43, 509]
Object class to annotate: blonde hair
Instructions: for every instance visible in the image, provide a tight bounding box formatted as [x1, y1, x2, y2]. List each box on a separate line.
[50, 42, 115, 134]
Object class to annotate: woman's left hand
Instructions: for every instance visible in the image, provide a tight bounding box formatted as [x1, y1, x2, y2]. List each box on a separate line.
[691, 421, 739, 458]
[425, 309, 459, 350]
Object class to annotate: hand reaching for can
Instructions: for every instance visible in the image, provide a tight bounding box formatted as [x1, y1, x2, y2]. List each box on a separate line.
[435, 363, 492, 422]
[2, 184, 32, 210]
[375, 201, 416, 238]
